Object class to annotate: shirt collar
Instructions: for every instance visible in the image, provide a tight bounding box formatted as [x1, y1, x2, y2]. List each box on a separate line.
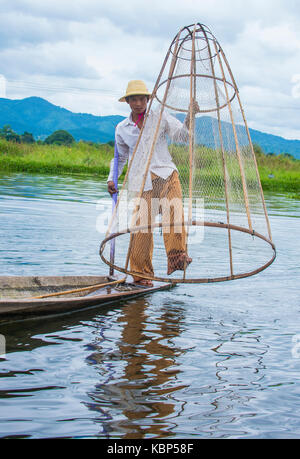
[124, 112, 135, 126]
[125, 110, 150, 127]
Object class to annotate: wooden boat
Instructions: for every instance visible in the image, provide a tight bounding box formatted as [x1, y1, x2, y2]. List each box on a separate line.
[0, 275, 173, 321]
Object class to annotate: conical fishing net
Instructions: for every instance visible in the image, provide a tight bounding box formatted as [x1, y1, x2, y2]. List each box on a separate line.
[100, 23, 276, 283]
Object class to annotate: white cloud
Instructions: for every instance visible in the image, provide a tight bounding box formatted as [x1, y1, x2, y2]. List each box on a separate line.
[0, 75, 6, 97]
[0, 12, 70, 50]
[1, 0, 300, 139]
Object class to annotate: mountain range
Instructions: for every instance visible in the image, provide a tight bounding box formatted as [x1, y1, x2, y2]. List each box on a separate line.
[0, 96, 123, 144]
[0, 96, 300, 159]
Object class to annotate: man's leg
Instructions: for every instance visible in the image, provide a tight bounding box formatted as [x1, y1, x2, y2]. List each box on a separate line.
[160, 171, 192, 275]
[129, 190, 154, 284]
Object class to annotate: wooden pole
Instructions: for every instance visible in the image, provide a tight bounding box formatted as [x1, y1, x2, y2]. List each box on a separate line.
[124, 28, 184, 274]
[204, 31, 234, 277]
[109, 143, 119, 276]
[219, 46, 273, 242]
[28, 278, 126, 300]
[183, 24, 197, 280]
[104, 45, 173, 241]
[214, 42, 253, 233]
[188, 25, 196, 225]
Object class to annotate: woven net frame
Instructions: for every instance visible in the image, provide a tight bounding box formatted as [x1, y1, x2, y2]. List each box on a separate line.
[100, 23, 276, 284]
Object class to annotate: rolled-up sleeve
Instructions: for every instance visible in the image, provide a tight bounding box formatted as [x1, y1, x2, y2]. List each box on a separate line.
[165, 112, 189, 143]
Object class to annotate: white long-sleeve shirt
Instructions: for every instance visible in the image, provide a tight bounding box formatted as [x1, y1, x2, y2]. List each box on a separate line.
[107, 109, 188, 192]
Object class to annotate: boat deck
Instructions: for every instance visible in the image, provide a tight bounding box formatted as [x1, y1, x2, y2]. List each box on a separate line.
[0, 275, 174, 321]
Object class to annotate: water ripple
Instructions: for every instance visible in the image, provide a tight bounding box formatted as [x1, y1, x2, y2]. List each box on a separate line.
[0, 173, 300, 438]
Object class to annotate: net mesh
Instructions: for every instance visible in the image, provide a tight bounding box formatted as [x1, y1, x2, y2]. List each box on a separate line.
[100, 24, 275, 283]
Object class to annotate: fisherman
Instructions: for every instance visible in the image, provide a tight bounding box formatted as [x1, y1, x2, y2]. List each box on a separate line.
[107, 80, 198, 286]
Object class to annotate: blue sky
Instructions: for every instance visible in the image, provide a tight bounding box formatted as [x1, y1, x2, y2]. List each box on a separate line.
[1, 0, 300, 139]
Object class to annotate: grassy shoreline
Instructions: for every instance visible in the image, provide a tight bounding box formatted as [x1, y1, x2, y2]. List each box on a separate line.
[0, 139, 113, 177]
[0, 138, 300, 194]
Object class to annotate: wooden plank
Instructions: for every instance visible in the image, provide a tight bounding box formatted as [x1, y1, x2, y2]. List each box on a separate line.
[0, 277, 173, 320]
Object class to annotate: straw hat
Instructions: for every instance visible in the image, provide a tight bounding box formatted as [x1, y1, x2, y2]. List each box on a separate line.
[119, 80, 151, 102]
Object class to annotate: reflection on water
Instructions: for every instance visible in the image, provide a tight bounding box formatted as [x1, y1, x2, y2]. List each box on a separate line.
[85, 300, 187, 438]
[0, 172, 300, 439]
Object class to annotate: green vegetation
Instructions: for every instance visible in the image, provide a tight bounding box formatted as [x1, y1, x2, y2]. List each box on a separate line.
[0, 133, 299, 193]
[0, 137, 114, 176]
[44, 130, 75, 146]
[252, 144, 300, 192]
[0, 125, 35, 144]
[171, 143, 300, 193]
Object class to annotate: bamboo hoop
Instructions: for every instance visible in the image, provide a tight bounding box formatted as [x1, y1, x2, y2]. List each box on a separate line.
[155, 74, 236, 113]
[99, 221, 276, 284]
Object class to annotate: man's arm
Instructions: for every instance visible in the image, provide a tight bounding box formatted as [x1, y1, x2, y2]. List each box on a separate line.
[107, 130, 129, 196]
[184, 99, 200, 129]
[107, 180, 118, 196]
[165, 99, 200, 142]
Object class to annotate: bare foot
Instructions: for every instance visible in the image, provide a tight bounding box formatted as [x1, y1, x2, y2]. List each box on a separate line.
[133, 279, 154, 287]
[167, 251, 192, 275]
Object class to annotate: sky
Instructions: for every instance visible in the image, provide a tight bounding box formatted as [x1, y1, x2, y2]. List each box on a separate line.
[1, 0, 300, 139]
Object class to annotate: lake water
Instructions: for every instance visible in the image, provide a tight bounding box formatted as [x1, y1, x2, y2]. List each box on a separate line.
[0, 172, 299, 439]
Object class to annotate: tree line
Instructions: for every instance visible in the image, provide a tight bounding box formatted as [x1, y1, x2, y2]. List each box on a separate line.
[0, 125, 76, 146]
[0, 124, 295, 160]
[0, 124, 116, 148]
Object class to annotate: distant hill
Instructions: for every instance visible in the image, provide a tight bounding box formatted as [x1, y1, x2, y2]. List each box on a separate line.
[0, 96, 300, 159]
[176, 114, 300, 159]
[0, 96, 124, 144]
[248, 127, 300, 159]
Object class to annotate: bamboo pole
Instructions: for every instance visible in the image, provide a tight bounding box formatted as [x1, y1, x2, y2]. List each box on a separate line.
[104, 44, 173, 241]
[110, 143, 119, 276]
[219, 46, 273, 242]
[28, 278, 126, 300]
[214, 42, 253, 232]
[183, 24, 197, 280]
[204, 31, 234, 277]
[123, 28, 183, 274]
[188, 25, 197, 225]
